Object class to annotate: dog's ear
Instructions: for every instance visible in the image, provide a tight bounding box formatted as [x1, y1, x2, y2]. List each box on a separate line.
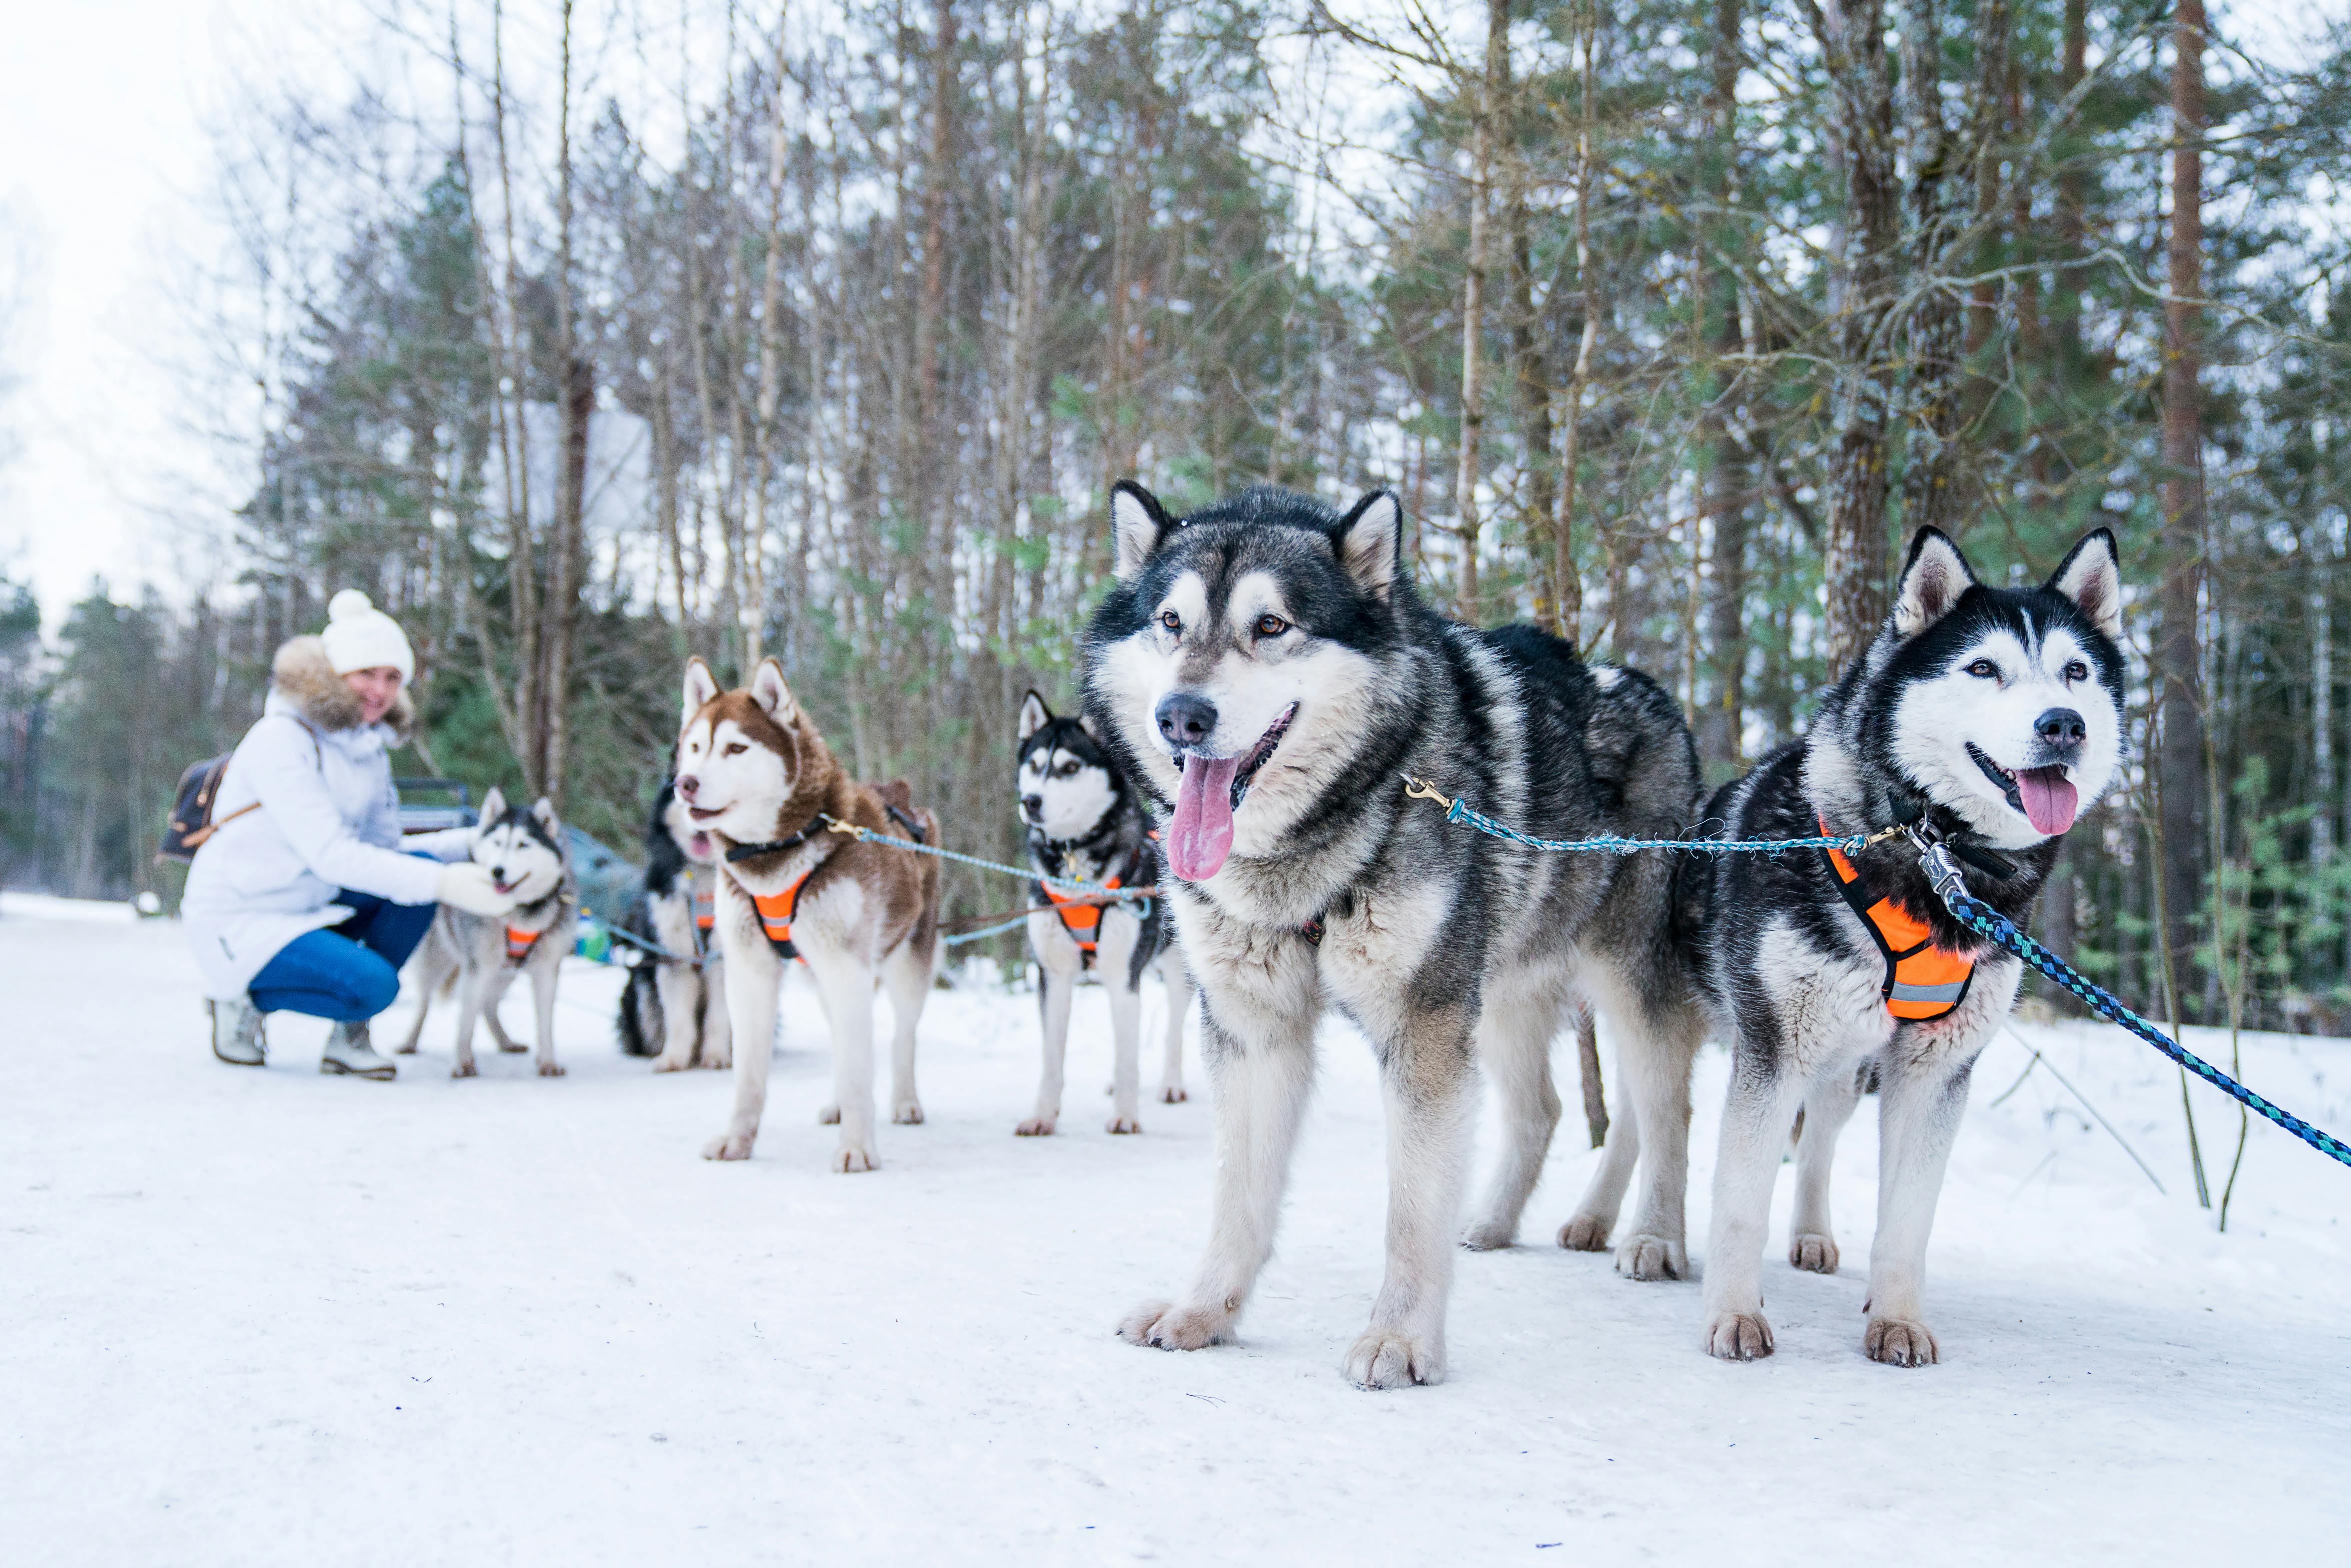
[749, 657, 797, 723]
[1892, 527, 1978, 638]
[1333, 489, 1404, 602]
[2046, 528, 2122, 642]
[531, 796, 560, 838]
[1111, 481, 1177, 582]
[1018, 690, 1051, 742]
[1077, 709, 1104, 744]
[681, 657, 720, 728]
[476, 785, 506, 828]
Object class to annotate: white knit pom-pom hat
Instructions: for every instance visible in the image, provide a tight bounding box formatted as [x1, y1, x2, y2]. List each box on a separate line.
[319, 590, 416, 682]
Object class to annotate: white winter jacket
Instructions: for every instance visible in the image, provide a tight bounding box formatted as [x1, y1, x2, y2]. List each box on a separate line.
[182, 637, 466, 999]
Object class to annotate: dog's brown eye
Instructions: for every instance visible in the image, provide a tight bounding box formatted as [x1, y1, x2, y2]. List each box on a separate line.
[1255, 614, 1290, 638]
[1159, 610, 1181, 634]
[2064, 661, 2088, 682]
[725, 742, 748, 757]
[1966, 659, 1998, 679]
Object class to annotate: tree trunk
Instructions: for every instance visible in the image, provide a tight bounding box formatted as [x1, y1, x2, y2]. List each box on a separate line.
[1551, 6, 1599, 645]
[1509, 161, 1554, 627]
[1452, 0, 1507, 623]
[1814, 0, 1900, 673]
[1698, 0, 1747, 773]
[1898, 0, 1966, 542]
[2156, 0, 2209, 1016]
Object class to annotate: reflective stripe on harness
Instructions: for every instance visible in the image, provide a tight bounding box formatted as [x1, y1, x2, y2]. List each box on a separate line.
[1820, 830, 1975, 1021]
[505, 926, 542, 965]
[1044, 875, 1119, 964]
[752, 874, 811, 964]
[690, 871, 716, 963]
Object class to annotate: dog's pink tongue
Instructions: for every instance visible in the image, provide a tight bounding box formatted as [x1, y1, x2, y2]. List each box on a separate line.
[1168, 756, 1242, 881]
[2017, 766, 2078, 836]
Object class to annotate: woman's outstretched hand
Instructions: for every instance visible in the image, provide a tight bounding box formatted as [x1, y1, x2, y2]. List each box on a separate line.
[435, 863, 521, 918]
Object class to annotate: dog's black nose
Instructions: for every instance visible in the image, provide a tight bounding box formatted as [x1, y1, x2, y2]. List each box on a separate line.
[1021, 794, 1043, 819]
[2034, 708, 2087, 749]
[676, 774, 699, 801]
[1155, 691, 1219, 749]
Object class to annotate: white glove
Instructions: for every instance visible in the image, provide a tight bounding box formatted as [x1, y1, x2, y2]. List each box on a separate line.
[436, 863, 520, 918]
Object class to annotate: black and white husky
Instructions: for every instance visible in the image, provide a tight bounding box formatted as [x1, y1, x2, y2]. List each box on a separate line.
[1015, 690, 1192, 1136]
[1083, 481, 1708, 1388]
[1682, 526, 2125, 1366]
[616, 778, 733, 1071]
[397, 787, 579, 1078]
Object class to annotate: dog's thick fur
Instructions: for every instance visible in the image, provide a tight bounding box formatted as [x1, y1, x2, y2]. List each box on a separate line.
[616, 778, 733, 1070]
[1682, 526, 2126, 1365]
[1016, 690, 1192, 1135]
[1082, 481, 1708, 1388]
[678, 657, 942, 1172]
[398, 787, 579, 1078]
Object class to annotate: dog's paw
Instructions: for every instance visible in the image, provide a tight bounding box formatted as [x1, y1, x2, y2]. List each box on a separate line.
[1015, 1116, 1057, 1136]
[496, 1037, 528, 1054]
[537, 1061, 566, 1078]
[1789, 1233, 1840, 1274]
[1107, 1115, 1142, 1134]
[1158, 1083, 1189, 1104]
[700, 1048, 731, 1070]
[1117, 1300, 1231, 1351]
[450, 1061, 478, 1079]
[1614, 1234, 1687, 1281]
[1556, 1214, 1611, 1252]
[392, 1040, 418, 1055]
[1342, 1329, 1443, 1389]
[1460, 1218, 1516, 1251]
[651, 1053, 693, 1074]
[816, 1104, 841, 1125]
[702, 1131, 755, 1161]
[1704, 1310, 1776, 1361]
[1864, 1317, 1939, 1367]
[831, 1143, 877, 1173]
[892, 1101, 924, 1126]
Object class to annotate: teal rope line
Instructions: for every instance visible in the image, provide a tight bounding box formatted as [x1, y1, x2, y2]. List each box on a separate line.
[1405, 776, 1891, 856]
[818, 815, 1152, 899]
[941, 913, 1038, 947]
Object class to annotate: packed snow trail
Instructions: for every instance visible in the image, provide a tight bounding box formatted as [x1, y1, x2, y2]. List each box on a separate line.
[4, 895, 2347, 1565]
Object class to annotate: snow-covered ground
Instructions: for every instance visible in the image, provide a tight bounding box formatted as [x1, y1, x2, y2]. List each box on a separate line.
[5, 894, 2347, 1565]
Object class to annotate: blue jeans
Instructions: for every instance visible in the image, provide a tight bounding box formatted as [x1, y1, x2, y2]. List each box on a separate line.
[249, 886, 438, 1023]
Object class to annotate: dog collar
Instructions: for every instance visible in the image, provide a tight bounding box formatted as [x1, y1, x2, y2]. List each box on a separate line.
[725, 823, 819, 863]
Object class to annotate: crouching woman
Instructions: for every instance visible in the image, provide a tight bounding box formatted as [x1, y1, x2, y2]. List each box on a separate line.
[182, 591, 519, 1078]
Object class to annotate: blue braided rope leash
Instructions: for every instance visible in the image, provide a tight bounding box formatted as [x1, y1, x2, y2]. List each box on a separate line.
[1400, 776, 1908, 857]
[816, 814, 1152, 900]
[1914, 840, 2351, 1171]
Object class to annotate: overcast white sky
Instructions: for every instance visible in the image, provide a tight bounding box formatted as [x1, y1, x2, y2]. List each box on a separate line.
[0, 0, 2331, 627]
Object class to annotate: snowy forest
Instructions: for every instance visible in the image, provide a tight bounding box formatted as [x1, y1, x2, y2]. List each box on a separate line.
[3, 0, 2348, 1033]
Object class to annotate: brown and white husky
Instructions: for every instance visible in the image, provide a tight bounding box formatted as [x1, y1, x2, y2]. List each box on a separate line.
[677, 657, 942, 1172]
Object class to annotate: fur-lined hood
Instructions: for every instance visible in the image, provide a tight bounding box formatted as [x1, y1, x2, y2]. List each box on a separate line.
[271, 635, 418, 741]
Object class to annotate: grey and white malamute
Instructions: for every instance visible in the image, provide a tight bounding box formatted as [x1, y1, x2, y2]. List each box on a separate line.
[1683, 526, 2125, 1366]
[1083, 481, 1708, 1388]
[1015, 690, 1192, 1136]
[398, 787, 580, 1078]
[616, 777, 733, 1071]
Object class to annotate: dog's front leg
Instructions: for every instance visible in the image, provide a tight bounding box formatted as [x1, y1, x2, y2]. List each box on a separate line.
[880, 938, 929, 1125]
[1789, 1057, 1869, 1274]
[696, 961, 733, 1069]
[1022, 929, 1077, 1135]
[1861, 1043, 1981, 1366]
[703, 940, 782, 1161]
[449, 967, 488, 1079]
[650, 957, 700, 1072]
[804, 945, 879, 1171]
[1156, 951, 1192, 1104]
[1700, 1033, 1807, 1359]
[1345, 1003, 1477, 1388]
[1119, 927, 1319, 1354]
[1461, 992, 1564, 1251]
[1099, 913, 1145, 1133]
[396, 940, 447, 1055]
[527, 955, 564, 1077]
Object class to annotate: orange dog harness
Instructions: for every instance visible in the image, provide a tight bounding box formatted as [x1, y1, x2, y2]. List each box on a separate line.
[1044, 875, 1121, 964]
[504, 926, 543, 964]
[751, 874, 811, 964]
[1820, 831, 1975, 1021]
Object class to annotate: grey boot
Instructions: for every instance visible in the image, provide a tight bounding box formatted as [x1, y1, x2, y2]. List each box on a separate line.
[321, 1020, 397, 1080]
[210, 998, 267, 1066]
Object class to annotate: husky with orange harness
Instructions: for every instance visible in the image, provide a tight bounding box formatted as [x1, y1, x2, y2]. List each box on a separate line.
[396, 786, 579, 1078]
[677, 657, 942, 1172]
[1015, 690, 1192, 1136]
[1680, 525, 2126, 1367]
[615, 776, 733, 1071]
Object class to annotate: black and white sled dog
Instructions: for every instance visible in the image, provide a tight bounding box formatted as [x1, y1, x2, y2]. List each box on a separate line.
[1014, 690, 1192, 1136]
[1682, 526, 2125, 1366]
[1083, 481, 1708, 1389]
[398, 787, 579, 1078]
[616, 777, 733, 1071]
